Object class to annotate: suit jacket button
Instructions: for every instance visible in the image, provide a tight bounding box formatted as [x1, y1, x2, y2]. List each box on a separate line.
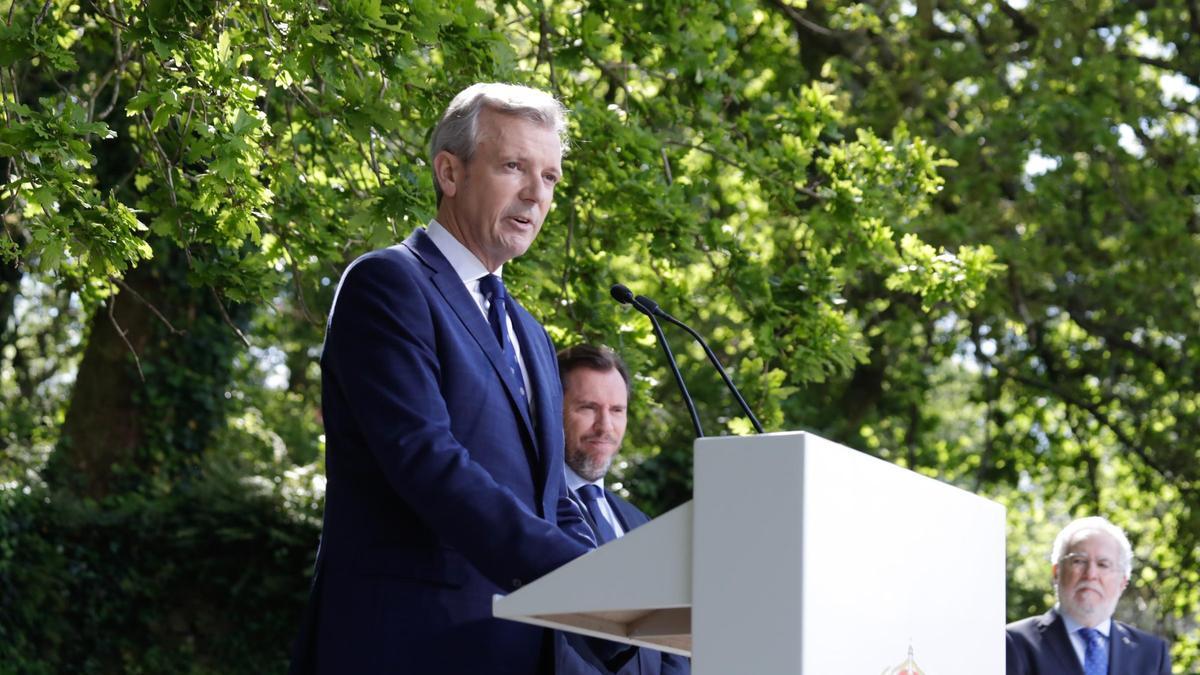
[512, 578, 523, 589]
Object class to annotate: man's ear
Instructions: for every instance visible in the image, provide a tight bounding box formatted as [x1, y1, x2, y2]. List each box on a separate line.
[433, 151, 461, 198]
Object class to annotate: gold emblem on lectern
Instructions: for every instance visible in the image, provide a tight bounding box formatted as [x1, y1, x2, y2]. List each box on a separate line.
[880, 644, 926, 675]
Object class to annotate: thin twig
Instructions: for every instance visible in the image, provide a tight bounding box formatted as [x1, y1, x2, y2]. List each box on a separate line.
[6, 64, 20, 108]
[174, 95, 196, 165]
[110, 276, 184, 335]
[96, 64, 123, 120]
[211, 286, 251, 347]
[278, 236, 320, 326]
[361, 137, 382, 185]
[140, 110, 178, 207]
[0, 61, 14, 127]
[34, 0, 53, 27]
[87, 0, 130, 28]
[260, 3, 283, 44]
[108, 296, 145, 381]
[91, 27, 131, 121]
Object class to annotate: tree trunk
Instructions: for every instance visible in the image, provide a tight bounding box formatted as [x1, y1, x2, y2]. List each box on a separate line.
[49, 246, 242, 498]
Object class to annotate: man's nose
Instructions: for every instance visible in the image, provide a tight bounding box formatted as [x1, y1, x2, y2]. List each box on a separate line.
[520, 173, 550, 204]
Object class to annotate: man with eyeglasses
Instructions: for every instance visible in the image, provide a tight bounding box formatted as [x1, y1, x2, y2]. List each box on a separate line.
[1005, 516, 1172, 675]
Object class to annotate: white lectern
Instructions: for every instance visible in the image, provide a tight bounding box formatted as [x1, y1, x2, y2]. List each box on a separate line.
[494, 431, 1006, 673]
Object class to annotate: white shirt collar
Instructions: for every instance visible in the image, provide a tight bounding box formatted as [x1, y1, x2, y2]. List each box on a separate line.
[565, 467, 604, 493]
[426, 219, 499, 283]
[1059, 606, 1112, 637]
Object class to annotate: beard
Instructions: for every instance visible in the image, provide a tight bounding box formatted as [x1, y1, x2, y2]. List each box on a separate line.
[565, 443, 615, 482]
[1057, 584, 1119, 627]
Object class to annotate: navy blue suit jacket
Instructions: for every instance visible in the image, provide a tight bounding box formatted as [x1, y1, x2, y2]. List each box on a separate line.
[1005, 609, 1171, 675]
[564, 488, 691, 675]
[291, 228, 593, 674]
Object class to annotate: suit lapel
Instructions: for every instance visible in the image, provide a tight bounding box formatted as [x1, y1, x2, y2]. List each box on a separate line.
[604, 491, 633, 532]
[400, 231, 540, 463]
[1040, 609, 1085, 675]
[1110, 621, 1133, 672]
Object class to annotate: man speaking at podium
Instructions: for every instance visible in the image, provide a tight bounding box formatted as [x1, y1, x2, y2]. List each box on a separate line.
[557, 345, 691, 674]
[1005, 516, 1172, 675]
[289, 83, 595, 674]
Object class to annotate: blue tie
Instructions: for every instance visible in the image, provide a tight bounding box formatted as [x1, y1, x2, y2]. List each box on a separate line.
[478, 274, 526, 400]
[1079, 627, 1107, 675]
[577, 484, 617, 544]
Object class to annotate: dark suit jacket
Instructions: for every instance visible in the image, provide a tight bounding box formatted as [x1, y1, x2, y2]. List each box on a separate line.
[564, 487, 691, 675]
[290, 228, 593, 674]
[1006, 608, 1172, 675]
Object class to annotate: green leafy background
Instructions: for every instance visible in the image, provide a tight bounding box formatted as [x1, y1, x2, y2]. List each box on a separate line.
[1, 0, 1196, 671]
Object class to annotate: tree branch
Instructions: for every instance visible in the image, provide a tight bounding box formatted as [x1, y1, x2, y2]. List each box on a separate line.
[998, 0, 1038, 39]
[108, 296, 145, 382]
[211, 286, 250, 347]
[140, 110, 179, 208]
[980, 348, 1191, 494]
[278, 236, 321, 326]
[33, 0, 53, 28]
[110, 276, 184, 336]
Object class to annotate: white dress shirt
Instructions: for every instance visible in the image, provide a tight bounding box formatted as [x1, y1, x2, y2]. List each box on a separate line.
[425, 220, 532, 404]
[1060, 608, 1112, 671]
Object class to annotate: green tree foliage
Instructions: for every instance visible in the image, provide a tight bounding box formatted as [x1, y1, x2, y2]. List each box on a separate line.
[773, 0, 1199, 661]
[0, 0, 1195, 671]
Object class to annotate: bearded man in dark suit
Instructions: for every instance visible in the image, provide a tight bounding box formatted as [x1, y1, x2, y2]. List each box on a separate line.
[556, 344, 691, 675]
[1006, 516, 1172, 675]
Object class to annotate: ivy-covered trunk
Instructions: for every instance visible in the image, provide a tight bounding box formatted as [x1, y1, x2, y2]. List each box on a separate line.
[49, 245, 243, 498]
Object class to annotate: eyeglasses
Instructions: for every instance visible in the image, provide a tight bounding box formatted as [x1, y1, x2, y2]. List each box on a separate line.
[1060, 552, 1121, 575]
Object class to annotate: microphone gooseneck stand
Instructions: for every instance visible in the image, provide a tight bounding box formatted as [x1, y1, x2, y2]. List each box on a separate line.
[633, 294, 764, 434]
[610, 284, 704, 438]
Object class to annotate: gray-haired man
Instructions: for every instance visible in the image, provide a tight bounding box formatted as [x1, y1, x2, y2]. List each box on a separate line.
[1005, 516, 1171, 675]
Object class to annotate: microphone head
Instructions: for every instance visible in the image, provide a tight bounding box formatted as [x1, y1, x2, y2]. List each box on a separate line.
[634, 294, 661, 313]
[610, 283, 635, 305]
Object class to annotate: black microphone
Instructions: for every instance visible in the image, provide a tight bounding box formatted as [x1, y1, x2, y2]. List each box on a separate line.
[609, 283, 639, 308]
[634, 293, 764, 434]
[610, 284, 704, 438]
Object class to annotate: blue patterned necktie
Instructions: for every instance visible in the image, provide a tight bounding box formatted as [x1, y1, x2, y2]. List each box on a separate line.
[1078, 627, 1107, 675]
[478, 274, 526, 400]
[577, 484, 617, 545]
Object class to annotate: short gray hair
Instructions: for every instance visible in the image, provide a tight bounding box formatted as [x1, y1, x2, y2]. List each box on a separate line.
[1050, 516, 1135, 581]
[429, 83, 569, 203]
